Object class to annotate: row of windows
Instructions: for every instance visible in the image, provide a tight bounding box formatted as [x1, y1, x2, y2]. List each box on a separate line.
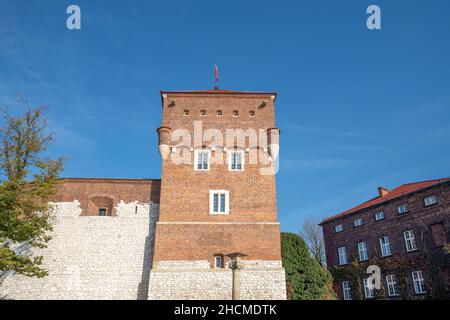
[342, 270, 426, 299]
[195, 150, 244, 171]
[334, 195, 438, 233]
[337, 230, 418, 265]
[183, 109, 256, 117]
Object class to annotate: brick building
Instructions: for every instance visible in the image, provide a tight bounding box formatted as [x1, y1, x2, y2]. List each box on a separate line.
[0, 89, 286, 300]
[320, 178, 450, 300]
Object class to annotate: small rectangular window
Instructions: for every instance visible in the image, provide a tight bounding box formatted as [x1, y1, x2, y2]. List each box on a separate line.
[214, 255, 223, 268]
[335, 224, 343, 233]
[404, 230, 417, 252]
[412, 271, 426, 294]
[338, 246, 347, 265]
[379, 236, 392, 257]
[195, 150, 210, 171]
[397, 204, 408, 214]
[374, 211, 385, 221]
[200, 110, 206, 116]
[183, 110, 189, 116]
[342, 281, 352, 300]
[98, 208, 107, 216]
[249, 110, 255, 117]
[354, 218, 363, 227]
[424, 196, 437, 206]
[229, 151, 244, 171]
[363, 278, 374, 299]
[233, 110, 239, 117]
[386, 274, 399, 297]
[216, 110, 222, 116]
[358, 241, 369, 261]
[209, 190, 229, 214]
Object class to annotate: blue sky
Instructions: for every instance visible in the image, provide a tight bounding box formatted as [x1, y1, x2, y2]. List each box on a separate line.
[1, 0, 449, 232]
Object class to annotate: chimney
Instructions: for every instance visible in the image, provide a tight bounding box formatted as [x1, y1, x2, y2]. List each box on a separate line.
[378, 186, 389, 197]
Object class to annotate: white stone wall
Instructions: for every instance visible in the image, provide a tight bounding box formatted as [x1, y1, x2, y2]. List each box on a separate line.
[0, 200, 159, 300]
[148, 260, 286, 300]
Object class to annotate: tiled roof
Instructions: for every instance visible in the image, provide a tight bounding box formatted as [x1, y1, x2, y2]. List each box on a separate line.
[160, 89, 277, 96]
[320, 178, 450, 224]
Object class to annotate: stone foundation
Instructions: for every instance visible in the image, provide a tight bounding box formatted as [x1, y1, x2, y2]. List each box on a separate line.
[148, 260, 286, 300]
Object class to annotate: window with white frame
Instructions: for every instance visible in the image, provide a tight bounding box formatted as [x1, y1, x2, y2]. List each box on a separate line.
[412, 271, 426, 294]
[374, 211, 385, 221]
[354, 218, 363, 227]
[404, 230, 417, 252]
[424, 196, 437, 207]
[338, 246, 347, 265]
[342, 281, 352, 300]
[214, 255, 223, 268]
[358, 241, 369, 261]
[209, 190, 229, 214]
[228, 151, 244, 171]
[194, 150, 210, 171]
[379, 236, 392, 257]
[363, 278, 374, 299]
[386, 274, 399, 297]
[397, 204, 408, 214]
[335, 224, 343, 233]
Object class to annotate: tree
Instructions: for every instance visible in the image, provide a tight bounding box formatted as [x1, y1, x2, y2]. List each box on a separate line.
[300, 216, 326, 266]
[0, 95, 64, 277]
[281, 232, 336, 300]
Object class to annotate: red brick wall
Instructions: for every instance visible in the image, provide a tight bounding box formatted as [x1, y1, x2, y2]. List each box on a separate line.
[155, 92, 282, 262]
[52, 178, 161, 216]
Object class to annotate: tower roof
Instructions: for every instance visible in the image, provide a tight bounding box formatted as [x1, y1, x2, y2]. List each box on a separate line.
[160, 89, 277, 96]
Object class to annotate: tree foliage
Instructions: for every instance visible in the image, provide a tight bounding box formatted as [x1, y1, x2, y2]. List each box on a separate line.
[281, 232, 336, 300]
[0, 96, 63, 277]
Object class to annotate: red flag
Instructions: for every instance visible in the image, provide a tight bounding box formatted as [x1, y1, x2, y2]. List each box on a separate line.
[214, 64, 219, 82]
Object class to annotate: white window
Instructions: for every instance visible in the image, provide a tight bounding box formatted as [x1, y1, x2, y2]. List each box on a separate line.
[358, 241, 369, 261]
[397, 204, 408, 214]
[335, 224, 343, 233]
[354, 218, 363, 227]
[342, 281, 352, 300]
[209, 190, 229, 214]
[404, 230, 417, 252]
[424, 196, 437, 206]
[379, 236, 392, 257]
[338, 246, 347, 265]
[363, 278, 374, 299]
[374, 211, 385, 221]
[412, 271, 426, 294]
[228, 151, 244, 171]
[214, 256, 223, 268]
[386, 274, 399, 297]
[194, 150, 210, 171]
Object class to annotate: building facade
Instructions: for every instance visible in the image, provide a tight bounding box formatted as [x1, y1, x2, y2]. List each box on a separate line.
[0, 89, 286, 300]
[320, 178, 450, 300]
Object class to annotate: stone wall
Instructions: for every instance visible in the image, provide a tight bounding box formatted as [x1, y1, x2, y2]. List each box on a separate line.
[0, 200, 159, 300]
[148, 260, 286, 300]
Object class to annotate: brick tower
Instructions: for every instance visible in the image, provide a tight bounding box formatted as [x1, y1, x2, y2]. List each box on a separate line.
[148, 89, 286, 300]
